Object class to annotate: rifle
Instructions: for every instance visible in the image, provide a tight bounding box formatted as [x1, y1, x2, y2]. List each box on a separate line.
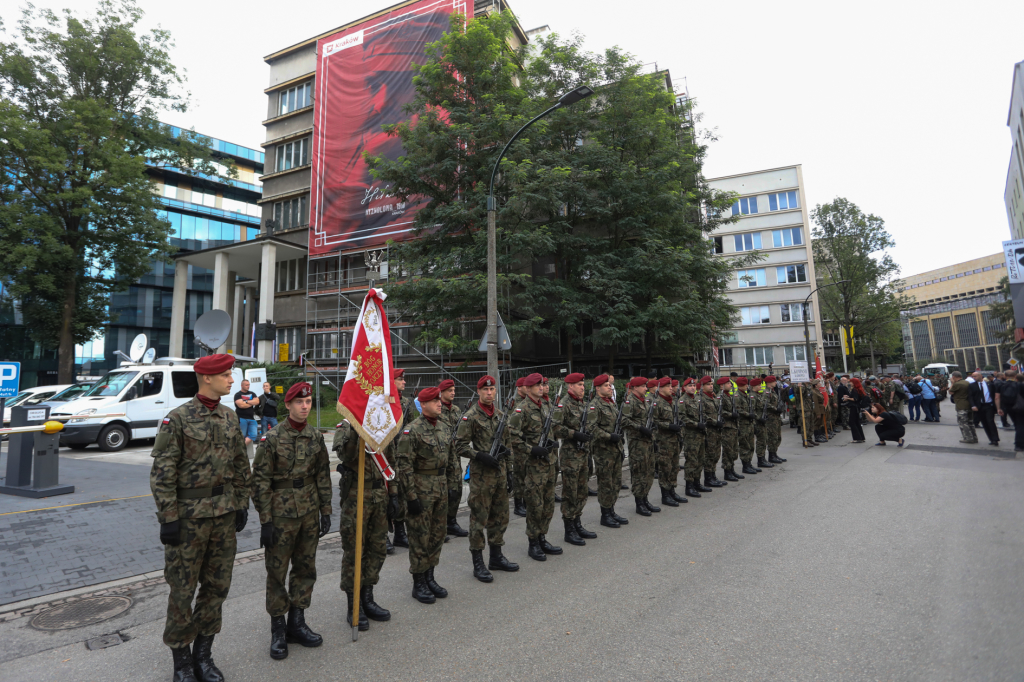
[760, 389, 769, 423]
[697, 392, 706, 432]
[537, 386, 564, 454]
[449, 393, 477, 447]
[672, 389, 682, 444]
[611, 393, 627, 459]
[574, 387, 596, 451]
[486, 394, 517, 492]
[715, 390, 725, 427]
[644, 390, 657, 431]
[748, 390, 756, 422]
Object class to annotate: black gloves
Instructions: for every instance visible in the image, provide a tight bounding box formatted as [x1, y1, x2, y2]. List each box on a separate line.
[319, 515, 331, 538]
[667, 424, 682, 433]
[496, 444, 512, 459]
[639, 426, 653, 438]
[475, 451, 500, 469]
[260, 521, 276, 549]
[387, 494, 401, 521]
[530, 445, 550, 461]
[699, 423, 707, 433]
[234, 509, 248, 533]
[160, 520, 181, 546]
[407, 498, 424, 516]
[608, 433, 623, 443]
[572, 431, 592, 443]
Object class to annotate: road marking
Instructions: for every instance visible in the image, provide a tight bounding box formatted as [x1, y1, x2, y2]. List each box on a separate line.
[68, 450, 151, 460]
[0, 494, 153, 516]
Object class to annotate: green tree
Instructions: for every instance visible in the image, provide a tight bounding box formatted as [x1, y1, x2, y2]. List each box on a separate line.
[985, 276, 1019, 356]
[0, 0, 227, 382]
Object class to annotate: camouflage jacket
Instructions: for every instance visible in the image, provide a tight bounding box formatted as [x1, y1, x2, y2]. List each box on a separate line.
[764, 388, 784, 415]
[333, 419, 397, 499]
[150, 396, 252, 524]
[454, 401, 510, 463]
[251, 419, 331, 524]
[396, 415, 448, 501]
[653, 393, 676, 444]
[623, 392, 653, 441]
[439, 401, 463, 456]
[509, 397, 548, 454]
[735, 390, 754, 423]
[720, 387, 739, 429]
[587, 396, 621, 454]
[700, 391, 721, 427]
[551, 392, 588, 443]
[681, 392, 704, 431]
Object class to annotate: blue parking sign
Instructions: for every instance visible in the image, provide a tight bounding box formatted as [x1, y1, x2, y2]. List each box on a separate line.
[0, 362, 20, 398]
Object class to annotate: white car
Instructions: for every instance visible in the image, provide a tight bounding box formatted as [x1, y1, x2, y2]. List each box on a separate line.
[2, 384, 74, 425]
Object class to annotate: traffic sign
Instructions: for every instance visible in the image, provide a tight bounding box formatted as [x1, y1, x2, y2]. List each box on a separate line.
[478, 313, 512, 352]
[0, 362, 20, 398]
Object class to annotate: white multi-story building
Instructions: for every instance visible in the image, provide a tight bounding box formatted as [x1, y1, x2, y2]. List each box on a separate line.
[1005, 60, 1024, 239]
[707, 165, 824, 374]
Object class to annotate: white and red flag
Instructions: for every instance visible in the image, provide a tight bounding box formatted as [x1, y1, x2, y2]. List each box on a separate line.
[337, 288, 403, 451]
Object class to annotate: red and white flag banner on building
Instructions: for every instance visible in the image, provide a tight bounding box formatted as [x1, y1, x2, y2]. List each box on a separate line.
[337, 288, 403, 451]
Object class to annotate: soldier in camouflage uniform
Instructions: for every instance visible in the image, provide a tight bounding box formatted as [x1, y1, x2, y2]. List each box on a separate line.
[813, 379, 828, 443]
[679, 378, 706, 498]
[622, 377, 659, 516]
[252, 382, 332, 658]
[763, 376, 787, 464]
[749, 378, 768, 472]
[388, 369, 417, 550]
[652, 377, 686, 507]
[698, 378, 722, 491]
[716, 377, 738, 487]
[510, 372, 562, 561]
[150, 353, 251, 682]
[437, 379, 469, 538]
[550, 373, 597, 546]
[511, 377, 528, 517]
[332, 416, 397, 631]
[588, 374, 630, 528]
[728, 377, 753, 482]
[454, 375, 519, 582]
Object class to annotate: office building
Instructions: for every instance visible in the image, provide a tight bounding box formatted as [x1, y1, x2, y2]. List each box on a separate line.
[1005, 60, 1024, 239]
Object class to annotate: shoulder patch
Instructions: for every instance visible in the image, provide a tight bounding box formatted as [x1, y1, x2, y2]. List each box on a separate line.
[162, 417, 171, 424]
[625, 400, 630, 404]
[515, 408, 522, 413]
[462, 416, 469, 420]
[589, 406, 596, 410]
[403, 430, 410, 434]
[556, 404, 563, 408]
[260, 435, 267, 442]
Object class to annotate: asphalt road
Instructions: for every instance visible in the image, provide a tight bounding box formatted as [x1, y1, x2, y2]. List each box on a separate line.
[1, 421, 1023, 681]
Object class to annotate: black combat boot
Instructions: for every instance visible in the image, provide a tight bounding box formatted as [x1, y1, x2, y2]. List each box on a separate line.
[411, 573, 436, 604]
[392, 521, 410, 548]
[191, 634, 224, 682]
[600, 507, 621, 528]
[635, 496, 652, 516]
[563, 517, 586, 546]
[447, 517, 469, 538]
[471, 548, 494, 582]
[705, 473, 726, 487]
[514, 497, 527, 517]
[345, 592, 369, 630]
[425, 567, 448, 598]
[734, 465, 746, 479]
[286, 606, 323, 647]
[723, 468, 740, 482]
[660, 487, 679, 506]
[757, 455, 774, 468]
[386, 534, 395, 555]
[769, 451, 786, 463]
[538, 534, 563, 555]
[742, 462, 759, 475]
[670, 488, 688, 503]
[360, 585, 391, 621]
[575, 517, 597, 538]
[685, 479, 701, 498]
[172, 645, 199, 681]
[488, 544, 519, 571]
[814, 430, 827, 443]
[528, 536, 547, 561]
[269, 615, 288, 660]
[610, 506, 629, 525]
[644, 496, 661, 513]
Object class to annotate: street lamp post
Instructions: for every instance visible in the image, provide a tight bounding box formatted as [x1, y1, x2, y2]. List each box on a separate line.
[802, 280, 850, 377]
[485, 85, 594, 399]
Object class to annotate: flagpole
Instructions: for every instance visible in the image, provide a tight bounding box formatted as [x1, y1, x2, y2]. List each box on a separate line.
[352, 437, 366, 641]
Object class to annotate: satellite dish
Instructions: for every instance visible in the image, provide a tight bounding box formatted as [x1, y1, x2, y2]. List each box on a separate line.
[194, 309, 232, 353]
[129, 334, 148, 362]
[142, 348, 156, 364]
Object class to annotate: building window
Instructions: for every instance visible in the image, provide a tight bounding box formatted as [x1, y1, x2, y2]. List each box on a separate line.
[768, 191, 799, 211]
[733, 232, 762, 252]
[731, 196, 759, 216]
[981, 309, 1006, 345]
[784, 345, 806, 362]
[772, 228, 803, 247]
[740, 306, 771, 325]
[955, 312, 980, 347]
[738, 268, 767, 288]
[273, 195, 309, 230]
[932, 316, 954, 354]
[776, 264, 807, 284]
[275, 257, 307, 293]
[275, 326, 303, 362]
[780, 302, 810, 322]
[276, 138, 309, 172]
[823, 333, 841, 347]
[711, 236, 723, 254]
[911, 320, 931, 359]
[279, 82, 312, 116]
[163, 182, 177, 199]
[744, 346, 773, 365]
[718, 347, 733, 366]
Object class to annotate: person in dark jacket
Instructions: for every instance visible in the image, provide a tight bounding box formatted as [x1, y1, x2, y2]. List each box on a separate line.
[968, 372, 1000, 447]
[842, 378, 871, 443]
[995, 370, 1024, 453]
[864, 403, 904, 446]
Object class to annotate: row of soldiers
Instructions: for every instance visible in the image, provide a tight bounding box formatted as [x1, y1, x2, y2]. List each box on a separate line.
[149, 355, 795, 682]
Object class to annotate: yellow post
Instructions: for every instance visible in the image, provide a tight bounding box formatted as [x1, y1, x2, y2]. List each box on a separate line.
[798, 387, 808, 448]
[352, 438, 366, 641]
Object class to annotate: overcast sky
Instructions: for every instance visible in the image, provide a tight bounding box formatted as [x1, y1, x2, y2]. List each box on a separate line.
[2, 0, 1021, 277]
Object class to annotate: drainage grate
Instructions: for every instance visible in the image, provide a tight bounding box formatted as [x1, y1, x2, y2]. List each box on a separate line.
[30, 596, 133, 631]
[85, 634, 125, 650]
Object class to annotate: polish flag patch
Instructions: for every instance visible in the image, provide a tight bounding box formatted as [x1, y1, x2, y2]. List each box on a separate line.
[162, 418, 171, 425]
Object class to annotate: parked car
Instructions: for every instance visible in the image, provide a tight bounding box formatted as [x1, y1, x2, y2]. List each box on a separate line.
[2, 384, 74, 426]
[38, 383, 94, 409]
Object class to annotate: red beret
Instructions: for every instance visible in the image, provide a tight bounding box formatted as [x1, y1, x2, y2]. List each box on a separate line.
[542, 376, 549, 384]
[682, 378, 694, 387]
[627, 377, 647, 388]
[658, 377, 671, 387]
[193, 353, 234, 375]
[700, 376, 713, 385]
[826, 372, 835, 378]
[419, 386, 441, 402]
[593, 374, 610, 387]
[523, 373, 543, 387]
[646, 379, 658, 389]
[285, 382, 312, 402]
[671, 379, 679, 387]
[751, 377, 762, 386]
[765, 375, 777, 383]
[438, 379, 455, 391]
[736, 377, 748, 387]
[565, 373, 585, 384]
[394, 368, 405, 379]
[516, 377, 526, 387]
[477, 375, 496, 389]
[716, 377, 731, 386]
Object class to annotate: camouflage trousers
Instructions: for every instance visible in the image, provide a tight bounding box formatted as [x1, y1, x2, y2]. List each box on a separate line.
[406, 481, 447, 574]
[681, 430, 704, 482]
[736, 421, 754, 465]
[720, 426, 739, 470]
[512, 449, 527, 500]
[162, 513, 236, 648]
[559, 449, 589, 519]
[265, 511, 320, 616]
[447, 449, 464, 519]
[466, 461, 509, 551]
[704, 427, 722, 476]
[339, 484, 388, 591]
[594, 446, 624, 508]
[956, 409, 978, 443]
[766, 414, 783, 453]
[524, 454, 557, 539]
[654, 436, 680, 490]
[753, 421, 767, 459]
[628, 437, 655, 498]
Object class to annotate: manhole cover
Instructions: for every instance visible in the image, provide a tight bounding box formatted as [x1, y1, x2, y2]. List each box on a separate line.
[30, 596, 133, 631]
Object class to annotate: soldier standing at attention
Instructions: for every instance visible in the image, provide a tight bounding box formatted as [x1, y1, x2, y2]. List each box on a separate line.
[511, 377, 528, 518]
[763, 376, 787, 464]
[699, 377, 721, 492]
[438, 379, 468, 539]
[454, 375, 519, 581]
[551, 372, 596, 546]
[715, 376, 737, 487]
[728, 377, 752, 482]
[653, 377, 685, 507]
[510, 373, 562, 561]
[150, 353, 251, 682]
[679, 378, 706, 498]
[623, 377, 658, 516]
[251, 382, 332, 659]
[588, 374, 630, 528]
[388, 368, 415, 550]
[747, 378, 766, 474]
[397, 386, 450, 603]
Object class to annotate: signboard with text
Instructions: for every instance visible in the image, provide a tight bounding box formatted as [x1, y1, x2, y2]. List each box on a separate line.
[0, 362, 20, 398]
[789, 360, 810, 383]
[1002, 239, 1024, 284]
